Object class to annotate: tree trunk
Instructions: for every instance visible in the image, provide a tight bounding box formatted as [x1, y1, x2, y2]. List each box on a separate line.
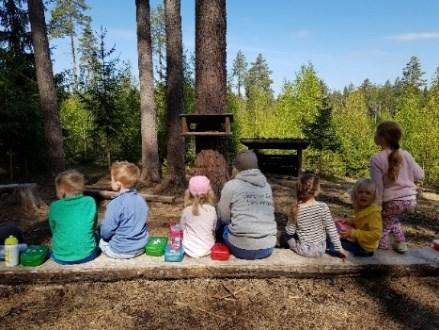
[164, 0, 185, 187]
[27, 0, 65, 174]
[70, 31, 78, 91]
[195, 0, 228, 195]
[136, 0, 160, 184]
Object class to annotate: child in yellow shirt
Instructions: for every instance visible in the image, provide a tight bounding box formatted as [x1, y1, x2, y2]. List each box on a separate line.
[337, 178, 383, 257]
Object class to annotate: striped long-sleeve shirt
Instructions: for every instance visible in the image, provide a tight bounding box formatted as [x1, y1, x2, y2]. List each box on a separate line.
[285, 202, 342, 251]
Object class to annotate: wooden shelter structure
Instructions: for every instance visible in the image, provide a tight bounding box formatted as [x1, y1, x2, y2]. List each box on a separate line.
[240, 138, 310, 176]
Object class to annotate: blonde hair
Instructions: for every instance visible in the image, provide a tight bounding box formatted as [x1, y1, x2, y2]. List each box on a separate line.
[289, 172, 320, 224]
[184, 188, 216, 216]
[55, 169, 85, 196]
[111, 161, 140, 189]
[351, 178, 377, 210]
[376, 121, 402, 182]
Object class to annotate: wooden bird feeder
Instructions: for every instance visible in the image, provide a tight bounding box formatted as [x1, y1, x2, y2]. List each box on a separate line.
[180, 113, 233, 137]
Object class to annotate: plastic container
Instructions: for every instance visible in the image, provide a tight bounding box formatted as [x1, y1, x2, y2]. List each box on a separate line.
[0, 243, 28, 260]
[164, 244, 184, 262]
[4, 235, 19, 266]
[169, 224, 183, 250]
[432, 239, 439, 251]
[335, 218, 352, 232]
[20, 245, 49, 267]
[145, 237, 168, 256]
[211, 243, 231, 261]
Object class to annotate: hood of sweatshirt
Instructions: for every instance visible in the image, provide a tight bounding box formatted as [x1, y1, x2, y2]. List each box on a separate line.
[235, 169, 267, 187]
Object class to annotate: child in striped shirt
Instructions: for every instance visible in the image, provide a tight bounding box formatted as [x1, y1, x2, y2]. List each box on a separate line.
[285, 173, 347, 258]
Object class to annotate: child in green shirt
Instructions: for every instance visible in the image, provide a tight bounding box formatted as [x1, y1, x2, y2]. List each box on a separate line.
[49, 170, 99, 264]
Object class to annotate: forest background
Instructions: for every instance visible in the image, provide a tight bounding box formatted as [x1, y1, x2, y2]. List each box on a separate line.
[1, 1, 439, 185]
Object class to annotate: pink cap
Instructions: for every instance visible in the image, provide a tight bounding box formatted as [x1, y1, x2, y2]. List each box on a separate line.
[189, 176, 211, 197]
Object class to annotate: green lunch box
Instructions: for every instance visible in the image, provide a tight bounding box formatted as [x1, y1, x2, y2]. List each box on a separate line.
[145, 237, 168, 256]
[20, 245, 49, 267]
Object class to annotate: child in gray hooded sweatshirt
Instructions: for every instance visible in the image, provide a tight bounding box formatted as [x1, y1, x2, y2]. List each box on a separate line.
[217, 150, 277, 259]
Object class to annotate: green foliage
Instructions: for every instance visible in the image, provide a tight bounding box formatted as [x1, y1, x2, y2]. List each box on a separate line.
[49, 0, 90, 39]
[303, 105, 340, 152]
[333, 90, 377, 177]
[59, 95, 94, 161]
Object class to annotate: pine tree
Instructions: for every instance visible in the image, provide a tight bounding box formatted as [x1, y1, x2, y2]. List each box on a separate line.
[28, 0, 65, 173]
[244, 53, 273, 101]
[78, 17, 98, 90]
[232, 50, 247, 97]
[0, 0, 45, 176]
[136, 0, 161, 183]
[49, 0, 90, 91]
[164, 0, 185, 187]
[151, 4, 166, 83]
[80, 28, 123, 169]
[194, 0, 227, 195]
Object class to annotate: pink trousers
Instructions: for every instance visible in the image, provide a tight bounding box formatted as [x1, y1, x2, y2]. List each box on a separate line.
[379, 199, 416, 249]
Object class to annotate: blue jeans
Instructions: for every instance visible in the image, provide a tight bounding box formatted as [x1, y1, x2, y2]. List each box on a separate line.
[222, 225, 273, 260]
[52, 248, 100, 265]
[327, 239, 374, 257]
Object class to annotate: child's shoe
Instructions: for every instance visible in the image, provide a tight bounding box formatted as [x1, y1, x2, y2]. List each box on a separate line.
[393, 242, 408, 253]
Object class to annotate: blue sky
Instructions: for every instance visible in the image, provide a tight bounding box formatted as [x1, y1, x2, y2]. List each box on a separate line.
[51, 0, 439, 94]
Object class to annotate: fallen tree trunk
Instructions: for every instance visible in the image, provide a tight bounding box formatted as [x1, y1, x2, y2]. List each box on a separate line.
[0, 183, 37, 192]
[84, 188, 175, 204]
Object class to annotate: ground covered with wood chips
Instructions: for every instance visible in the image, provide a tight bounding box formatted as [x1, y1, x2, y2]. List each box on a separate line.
[0, 174, 438, 329]
[0, 277, 438, 329]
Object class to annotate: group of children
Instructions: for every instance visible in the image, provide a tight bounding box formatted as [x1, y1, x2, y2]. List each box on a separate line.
[47, 120, 424, 264]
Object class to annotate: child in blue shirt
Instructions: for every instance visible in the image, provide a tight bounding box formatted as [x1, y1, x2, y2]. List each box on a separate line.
[99, 161, 148, 258]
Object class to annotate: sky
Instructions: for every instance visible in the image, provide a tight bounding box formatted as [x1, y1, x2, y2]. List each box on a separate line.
[51, 0, 439, 94]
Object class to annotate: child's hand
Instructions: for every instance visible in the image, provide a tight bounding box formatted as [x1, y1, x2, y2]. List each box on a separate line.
[339, 249, 348, 258]
[340, 227, 352, 238]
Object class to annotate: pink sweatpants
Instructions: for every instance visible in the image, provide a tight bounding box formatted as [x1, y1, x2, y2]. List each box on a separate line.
[379, 199, 416, 249]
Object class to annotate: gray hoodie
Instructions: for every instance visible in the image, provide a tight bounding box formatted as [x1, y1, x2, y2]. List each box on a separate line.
[217, 169, 277, 250]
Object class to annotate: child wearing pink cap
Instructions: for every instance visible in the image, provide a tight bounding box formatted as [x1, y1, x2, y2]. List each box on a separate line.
[180, 176, 217, 258]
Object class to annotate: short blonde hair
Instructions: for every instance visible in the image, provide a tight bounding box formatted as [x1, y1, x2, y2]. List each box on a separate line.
[111, 161, 140, 188]
[55, 169, 85, 195]
[351, 178, 378, 210]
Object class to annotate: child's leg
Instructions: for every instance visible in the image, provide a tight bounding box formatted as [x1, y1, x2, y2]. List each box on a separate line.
[99, 239, 143, 259]
[380, 201, 402, 249]
[340, 239, 373, 257]
[381, 200, 415, 247]
[289, 239, 325, 257]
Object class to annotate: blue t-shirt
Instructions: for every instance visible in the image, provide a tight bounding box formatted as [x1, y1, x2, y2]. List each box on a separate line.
[100, 190, 148, 254]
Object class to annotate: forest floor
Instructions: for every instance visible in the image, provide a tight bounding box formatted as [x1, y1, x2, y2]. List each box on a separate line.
[0, 172, 438, 329]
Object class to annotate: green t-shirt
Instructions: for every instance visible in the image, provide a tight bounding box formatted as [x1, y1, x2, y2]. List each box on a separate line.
[48, 194, 97, 262]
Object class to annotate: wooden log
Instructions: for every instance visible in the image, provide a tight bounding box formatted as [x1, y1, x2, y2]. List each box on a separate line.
[84, 188, 175, 204]
[0, 183, 37, 193]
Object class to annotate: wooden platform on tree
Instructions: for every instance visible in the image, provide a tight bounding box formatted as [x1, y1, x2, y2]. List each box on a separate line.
[0, 248, 437, 285]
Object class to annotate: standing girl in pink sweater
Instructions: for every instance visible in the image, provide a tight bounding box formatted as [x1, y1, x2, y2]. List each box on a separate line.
[370, 121, 424, 253]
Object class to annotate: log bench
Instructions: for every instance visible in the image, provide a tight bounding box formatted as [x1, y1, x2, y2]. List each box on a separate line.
[0, 248, 437, 284]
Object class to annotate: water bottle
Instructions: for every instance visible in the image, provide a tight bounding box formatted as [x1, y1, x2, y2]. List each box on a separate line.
[0, 243, 28, 260]
[4, 235, 19, 266]
[169, 224, 183, 251]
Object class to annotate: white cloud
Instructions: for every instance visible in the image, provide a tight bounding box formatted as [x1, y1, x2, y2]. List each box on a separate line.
[385, 32, 439, 41]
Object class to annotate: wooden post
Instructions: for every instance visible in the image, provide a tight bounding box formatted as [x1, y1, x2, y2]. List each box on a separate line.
[224, 116, 231, 134]
[297, 148, 303, 176]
